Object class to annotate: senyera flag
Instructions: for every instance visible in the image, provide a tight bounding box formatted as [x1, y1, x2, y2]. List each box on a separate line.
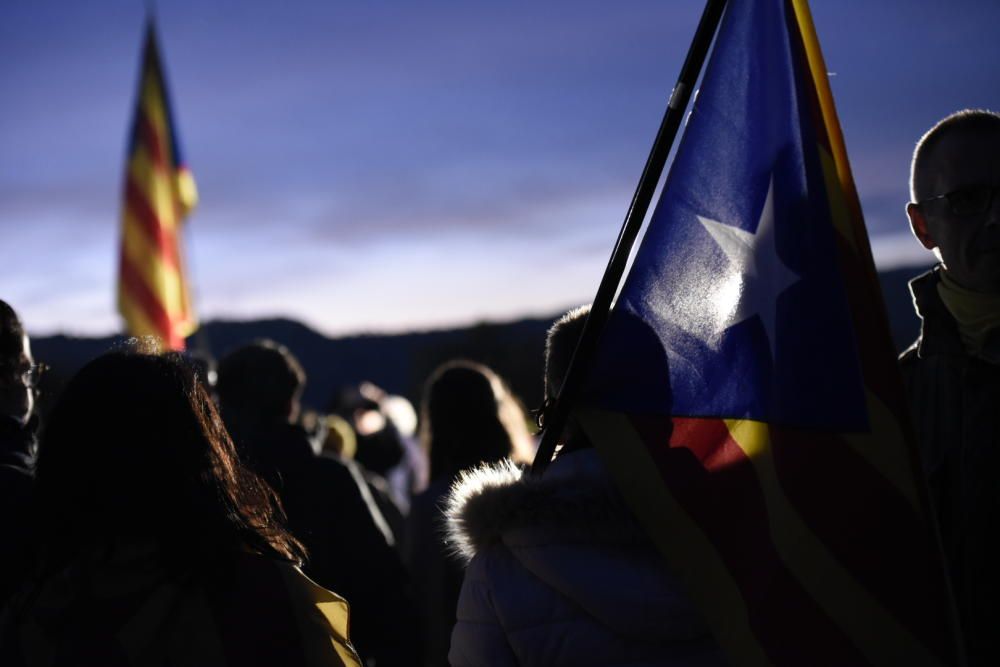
[574, 0, 963, 664]
[117, 20, 198, 351]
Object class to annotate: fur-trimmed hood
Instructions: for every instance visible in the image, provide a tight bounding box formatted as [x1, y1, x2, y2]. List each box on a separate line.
[444, 449, 651, 564]
[445, 449, 716, 654]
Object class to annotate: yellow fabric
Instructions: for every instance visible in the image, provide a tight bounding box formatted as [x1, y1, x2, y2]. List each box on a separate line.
[277, 563, 362, 667]
[936, 269, 1000, 360]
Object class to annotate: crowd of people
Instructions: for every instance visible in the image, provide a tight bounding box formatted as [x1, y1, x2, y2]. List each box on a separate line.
[1, 108, 999, 665]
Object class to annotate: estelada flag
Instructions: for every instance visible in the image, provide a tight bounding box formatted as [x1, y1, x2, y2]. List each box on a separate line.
[575, 0, 962, 664]
[117, 20, 198, 350]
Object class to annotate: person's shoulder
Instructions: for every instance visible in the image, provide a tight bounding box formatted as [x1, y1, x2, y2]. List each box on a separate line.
[0, 461, 33, 500]
[217, 553, 363, 666]
[313, 452, 355, 478]
[443, 459, 525, 564]
[444, 452, 644, 564]
[899, 339, 920, 366]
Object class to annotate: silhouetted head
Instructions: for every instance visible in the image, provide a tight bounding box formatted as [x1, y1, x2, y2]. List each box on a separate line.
[34, 341, 303, 572]
[0, 299, 35, 424]
[421, 360, 529, 480]
[216, 340, 305, 425]
[908, 109, 1000, 292]
[542, 305, 592, 455]
[545, 305, 591, 402]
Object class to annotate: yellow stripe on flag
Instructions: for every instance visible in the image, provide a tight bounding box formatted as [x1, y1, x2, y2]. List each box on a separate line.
[789, 0, 856, 205]
[121, 212, 187, 319]
[175, 168, 198, 217]
[842, 392, 922, 512]
[128, 151, 181, 232]
[576, 408, 773, 667]
[724, 420, 944, 667]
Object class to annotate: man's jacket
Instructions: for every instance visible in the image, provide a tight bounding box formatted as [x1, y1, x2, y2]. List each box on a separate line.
[900, 267, 1000, 666]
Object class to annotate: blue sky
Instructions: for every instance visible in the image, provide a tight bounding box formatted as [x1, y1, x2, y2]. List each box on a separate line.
[2, 0, 999, 337]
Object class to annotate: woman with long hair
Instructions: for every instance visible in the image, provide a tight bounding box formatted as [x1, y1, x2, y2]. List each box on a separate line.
[404, 360, 531, 667]
[0, 343, 360, 666]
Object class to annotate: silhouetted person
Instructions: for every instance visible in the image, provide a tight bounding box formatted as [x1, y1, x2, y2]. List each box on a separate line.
[0, 300, 41, 610]
[901, 109, 1000, 665]
[326, 383, 422, 550]
[404, 360, 530, 667]
[446, 306, 725, 666]
[332, 383, 408, 478]
[216, 340, 420, 666]
[0, 342, 360, 666]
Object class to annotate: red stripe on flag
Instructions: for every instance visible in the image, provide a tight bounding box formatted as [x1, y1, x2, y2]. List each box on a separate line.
[631, 415, 870, 666]
[785, 8, 833, 158]
[124, 177, 181, 270]
[119, 253, 184, 350]
[769, 426, 953, 660]
[834, 229, 915, 426]
[137, 111, 169, 173]
[787, 6, 906, 422]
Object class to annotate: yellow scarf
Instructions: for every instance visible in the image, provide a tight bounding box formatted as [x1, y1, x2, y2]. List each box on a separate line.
[936, 270, 1000, 362]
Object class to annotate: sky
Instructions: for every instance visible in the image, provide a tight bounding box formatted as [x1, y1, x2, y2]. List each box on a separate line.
[2, 0, 999, 338]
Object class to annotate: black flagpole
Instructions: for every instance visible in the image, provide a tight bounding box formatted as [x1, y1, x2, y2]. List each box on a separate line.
[531, 0, 729, 475]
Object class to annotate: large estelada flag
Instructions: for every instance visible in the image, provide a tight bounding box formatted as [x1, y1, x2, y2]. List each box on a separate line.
[117, 20, 198, 350]
[575, 0, 962, 664]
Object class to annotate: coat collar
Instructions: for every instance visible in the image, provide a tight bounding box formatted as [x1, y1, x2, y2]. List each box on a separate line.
[444, 450, 647, 564]
[909, 266, 965, 359]
[0, 413, 37, 471]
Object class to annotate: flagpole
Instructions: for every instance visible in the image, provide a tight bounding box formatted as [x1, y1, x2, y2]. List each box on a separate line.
[531, 0, 728, 475]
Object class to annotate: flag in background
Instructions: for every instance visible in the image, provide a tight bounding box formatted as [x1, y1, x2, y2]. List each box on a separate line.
[117, 20, 198, 350]
[576, 0, 961, 664]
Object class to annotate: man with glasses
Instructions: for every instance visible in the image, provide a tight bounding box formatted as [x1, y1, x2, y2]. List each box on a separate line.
[0, 299, 42, 607]
[901, 109, 1000, 665]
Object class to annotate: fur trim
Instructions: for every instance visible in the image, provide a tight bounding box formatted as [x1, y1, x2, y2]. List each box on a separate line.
[444, 457, 646, 564]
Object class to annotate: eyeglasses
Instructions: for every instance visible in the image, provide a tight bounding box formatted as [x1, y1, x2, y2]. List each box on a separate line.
[1, 362, 48, 388]
[919, 184, 1000, 217]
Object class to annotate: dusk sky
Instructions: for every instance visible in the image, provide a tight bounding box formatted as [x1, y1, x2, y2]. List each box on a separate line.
[2, 0, 999, 338]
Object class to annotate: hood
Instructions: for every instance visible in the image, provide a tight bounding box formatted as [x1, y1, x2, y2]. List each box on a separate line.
[445, 449, 710, 642]
[444, 450, 647, 563]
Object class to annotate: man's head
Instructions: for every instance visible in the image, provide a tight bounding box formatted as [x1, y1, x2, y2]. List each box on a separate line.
[216, 340, 305, 424]
[907, 109, 1000, 293]
[0, 300, 35, 424]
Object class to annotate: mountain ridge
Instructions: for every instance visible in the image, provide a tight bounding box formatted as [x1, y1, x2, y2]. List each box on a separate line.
[30, 266, 930, 414]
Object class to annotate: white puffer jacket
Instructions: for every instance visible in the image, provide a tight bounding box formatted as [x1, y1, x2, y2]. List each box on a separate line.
[445, 449, 727, 667]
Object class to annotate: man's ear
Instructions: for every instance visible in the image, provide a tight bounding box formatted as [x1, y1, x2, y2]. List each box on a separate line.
[907, 202, 938, 250]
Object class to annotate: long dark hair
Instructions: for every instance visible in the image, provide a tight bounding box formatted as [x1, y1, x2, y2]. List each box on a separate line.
[420, 360, 529, 481]
[32, 344, 304, 574]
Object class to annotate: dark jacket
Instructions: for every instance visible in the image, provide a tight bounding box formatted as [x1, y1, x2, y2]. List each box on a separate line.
[233, 420, 420, 667]
[900, 267, 1000, 666]
[0, 415, 36, 609]
[403, 475, 466, 667]
[1, 544, 361, 666]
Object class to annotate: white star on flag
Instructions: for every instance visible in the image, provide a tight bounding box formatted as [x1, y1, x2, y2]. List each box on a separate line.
[695, 176, 800, 357]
